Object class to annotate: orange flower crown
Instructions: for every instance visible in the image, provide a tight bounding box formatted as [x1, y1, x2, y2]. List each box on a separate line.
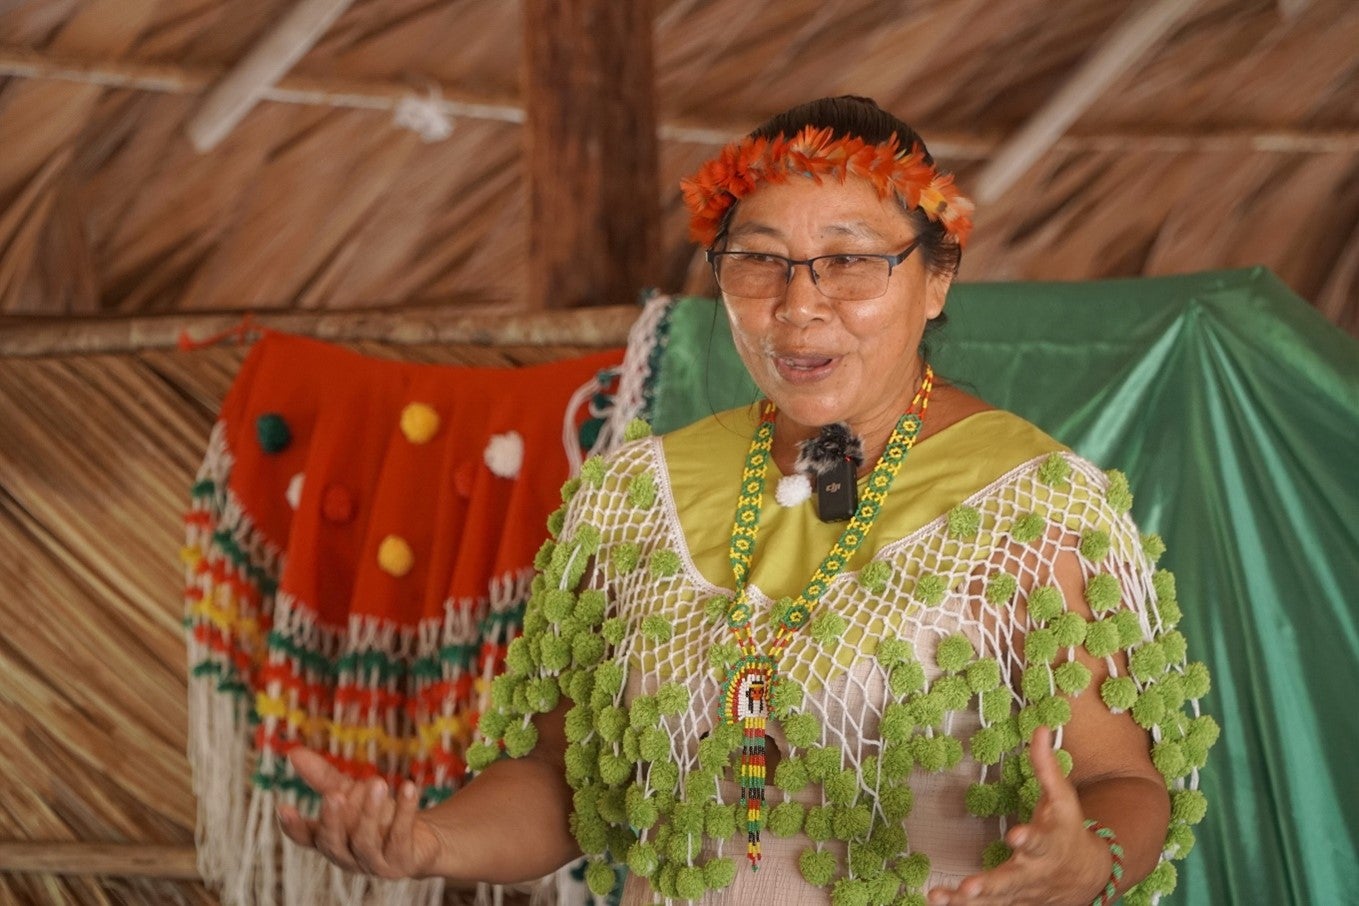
[681, 125, 974, 248]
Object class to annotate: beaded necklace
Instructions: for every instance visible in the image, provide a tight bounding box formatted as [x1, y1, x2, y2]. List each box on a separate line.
[719, 365, 934, 870]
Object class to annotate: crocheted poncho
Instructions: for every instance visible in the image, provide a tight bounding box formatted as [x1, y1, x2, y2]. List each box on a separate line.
[471, 408, 1215, 906]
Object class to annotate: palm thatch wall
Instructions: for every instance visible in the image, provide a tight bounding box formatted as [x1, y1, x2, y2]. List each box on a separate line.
[0, 0, 1355, 901]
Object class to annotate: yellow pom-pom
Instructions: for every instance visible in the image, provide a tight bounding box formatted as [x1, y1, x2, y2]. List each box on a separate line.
[378, 535, 414, 576]
[400, 402, 441, 444]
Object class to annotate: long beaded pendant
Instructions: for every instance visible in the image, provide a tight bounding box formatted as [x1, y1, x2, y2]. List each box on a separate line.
[717, 367, 934, 871]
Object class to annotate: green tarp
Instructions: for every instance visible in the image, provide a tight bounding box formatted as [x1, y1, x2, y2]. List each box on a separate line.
[639, 267, 1359, 905]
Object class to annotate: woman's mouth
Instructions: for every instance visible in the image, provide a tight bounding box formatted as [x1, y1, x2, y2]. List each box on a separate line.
[773, 354, 837, 383]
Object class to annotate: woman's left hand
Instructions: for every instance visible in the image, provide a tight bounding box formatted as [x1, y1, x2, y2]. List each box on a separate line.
[925, 726, 1110, 906]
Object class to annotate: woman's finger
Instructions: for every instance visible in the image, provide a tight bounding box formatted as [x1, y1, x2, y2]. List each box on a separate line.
[384, 781, 421, 867]
[348, 779, 394, 872]
[314, 789, 361, 871]
[276, 802, 315, 847]
[289, 748, 351, 798]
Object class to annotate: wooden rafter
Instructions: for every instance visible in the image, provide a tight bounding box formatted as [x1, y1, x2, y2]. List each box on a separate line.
[3, 46, 1356, 158]
[972, 0, 1203, 203]
[184, 0, 358, 152]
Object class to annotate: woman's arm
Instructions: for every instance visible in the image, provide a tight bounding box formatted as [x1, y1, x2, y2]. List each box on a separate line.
[277, 699, 581, 884]
[927, 548, 1170, 906]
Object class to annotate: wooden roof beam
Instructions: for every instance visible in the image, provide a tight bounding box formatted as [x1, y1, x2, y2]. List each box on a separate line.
[184, 0, 356, 152]
[972, 0, 1202, 204]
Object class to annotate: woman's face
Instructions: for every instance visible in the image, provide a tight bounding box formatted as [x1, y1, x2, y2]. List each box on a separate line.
[720, 176, 952, 436]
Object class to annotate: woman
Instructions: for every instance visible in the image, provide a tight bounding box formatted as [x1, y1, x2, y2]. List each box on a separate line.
[279, 96, 1212, 905]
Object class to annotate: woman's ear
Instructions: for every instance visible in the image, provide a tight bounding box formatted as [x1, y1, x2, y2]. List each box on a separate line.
[924, 268, 953, 320]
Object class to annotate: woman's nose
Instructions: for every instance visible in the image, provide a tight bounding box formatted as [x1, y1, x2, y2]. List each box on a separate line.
[776, 263, 833, 325]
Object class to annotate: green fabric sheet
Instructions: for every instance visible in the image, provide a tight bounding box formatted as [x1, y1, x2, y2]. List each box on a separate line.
[639, 267, 1359, 905]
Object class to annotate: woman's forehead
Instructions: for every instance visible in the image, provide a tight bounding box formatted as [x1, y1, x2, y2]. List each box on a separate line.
[727, 179, 913, 241]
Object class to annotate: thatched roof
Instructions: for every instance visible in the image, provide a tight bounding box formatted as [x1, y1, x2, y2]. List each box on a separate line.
[0, 0, 1356, 338]
[0, 1, 1355, 900]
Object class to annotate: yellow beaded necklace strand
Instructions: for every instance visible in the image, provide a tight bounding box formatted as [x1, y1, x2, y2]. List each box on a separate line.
[719, 365, 935, 869]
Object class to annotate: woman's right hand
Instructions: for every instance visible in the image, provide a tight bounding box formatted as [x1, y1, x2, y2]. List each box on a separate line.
[276, 748, 449, 879]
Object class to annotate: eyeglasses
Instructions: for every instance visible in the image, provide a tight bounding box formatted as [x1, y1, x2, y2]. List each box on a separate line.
[706, 240, 921, 301]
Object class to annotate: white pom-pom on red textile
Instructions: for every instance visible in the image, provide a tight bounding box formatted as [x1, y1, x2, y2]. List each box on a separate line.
[485, 431, 525, 479]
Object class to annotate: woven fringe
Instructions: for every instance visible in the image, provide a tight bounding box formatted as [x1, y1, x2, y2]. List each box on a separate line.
[594, 292, 674, 454]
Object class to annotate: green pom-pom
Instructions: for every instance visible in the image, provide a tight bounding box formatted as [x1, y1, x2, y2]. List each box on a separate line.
[585, 859, 616, 896]
[879, 703, 913, 742]
[1160, 629, 1188, 665]
[703, 856, 737, 891]
[1053, 660, 1092, 695]
[859, 559, 892, 592]
[966, 658, 1001, 693]
[905, 692, 947, 729]
[1171, 788, 1208, 825]
[1037, 452, 1070, 487]
[1189, 714, 1221, 753]
[1104, 469, 1133, 512]
[1152, 568, 1177, 603]
[639, 725, 669, 762]
[810, 611, 849, 645]
[1054, 748, 1073, 776]
[881, 743, 913, 780]
[1019, 776, 1042, 811]
[782, 711, 820, 749]
[824, 769, 859, 805]
[505, 637, 534, 676]
[1011, 511, 1046, 544]
[572, 631, 606, 668]
[1051, 611, 1088, 648]
[649, 549, 681, 578]
[913, 573, 948, 606]
[564, 704, 594, 743]
[1085, 573, 1122, 613]
[834, 804, 873, 840]
[804, 746, 842, 781]
[579, 456, 607, 487]
[879, 783, 914, 821]
[703, 595, 732, 624]
[626, 841, 658, 877]
[1130, 641, 1168, 681]
[803, 805, 834, 842]
[1100, 675, 1138, 712]
[1025, 627, 1059, 665]
[533, 539, 557, 571]
[655, 682, 689, 716]
[1037, 695, 1071, 728]
[705, 801, 738, 838]
[526, 676, 562, 713]
[466, 740, 500, 771]
[1079, 529, 1111, 563]
[671, 801, 703, 835]
[627, 473, 656, 509]
[1152, 740, 1187, 780]
[478, 709, 509, 740]
[545, 505, 567, 539]
[575, 589, 607, 626]
[770, 678, 805, 715]
[1027, 585, 1064, 623]
[596, 787, 627, 824]
[1084, 619, 1121, 658]
[612, 542, 641, 574]
[1021, 665, 1049, 700]
[708, 641, 741, 674]
[1158, 672, 1187, 711]
[1113, 609, 1143, 648]
[965, 781, 1001, 816]
[1165, 822, 1197, 859]
[933, 675, 972, 711]
[867, 824, 907, 859]
[626, 790, 658, 830]
[639, 614, 672, 642]
[1142, 532, 1167, 563]
[768, 800, 806, 837]
[559, 476, 582, 504]
[981, 687, 1014, 724]
[622, 417, 652, 442]
[799, 848, 837, 887]
[969, 727, 1004, 765]
[1143, 860, 1178, 896]
[503, 721, 538, 757]
[877, 637, 915, 667]
[572, 811, 608, 854]
[648, 759, 678, 794]
[601, 617, 627, 646]
[897, 851, 931, 888]
[1017, 705, 1042, 740]
[889, 662, 927, 698]
[598, 751, 632, 786]
[774, 757, 810, 793]
[654, 862, 679, 898]
[936, 633, 975, 671]
[981, 839, 1013, 870]
[985, 572, 1018, 606]
[869, 873, 901, 904]
[674, 863, 706, 901]
[1183, 661, 1211, 699]
[539, 635, 572, 672]
[831, 877, 873, 906]
[1130, 687, 1165, 729]
[563, 741, 597, 787]
[947, 505, 981, 538]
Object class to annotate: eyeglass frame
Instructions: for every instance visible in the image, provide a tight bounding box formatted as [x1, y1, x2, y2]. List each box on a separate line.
[705, 239, 923, 301]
